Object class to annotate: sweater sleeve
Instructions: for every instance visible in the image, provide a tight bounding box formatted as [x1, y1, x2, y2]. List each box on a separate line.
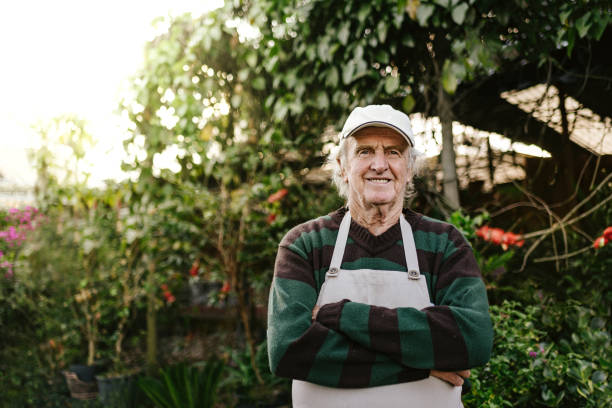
[267, 245, 429, 388]
[315, 230, 493, 371]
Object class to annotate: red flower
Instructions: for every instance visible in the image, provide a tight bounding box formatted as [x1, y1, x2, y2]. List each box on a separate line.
[266, 213, 277, 224]
[501, 232, 525, 250]
[161, 283, 169, 291]
[603, 226, 612, 241]
[593, 236, 608, 249]
[220, 281, 231, 294]
[189, 260, 200, 277]
[476, 225, 524, 250]
[165, 294, 176, 304]
[267, 188, 288, 203]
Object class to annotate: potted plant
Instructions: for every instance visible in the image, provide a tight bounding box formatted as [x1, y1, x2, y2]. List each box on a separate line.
[95, 238, 147, 407]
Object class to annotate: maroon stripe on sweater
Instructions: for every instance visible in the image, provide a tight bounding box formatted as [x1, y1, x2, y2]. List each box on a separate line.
[397, 366, 430, 383]
[274, 247, 317, 288]
[434, 245, 481, 290]
[338, 343, 375, 387]
[425, 306, 469, 370]
[369, 306, 402, 361]
[275, 322, 330, 380]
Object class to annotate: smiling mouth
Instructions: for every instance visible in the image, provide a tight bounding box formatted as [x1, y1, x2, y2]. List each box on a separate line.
[366, 178, 391, 184]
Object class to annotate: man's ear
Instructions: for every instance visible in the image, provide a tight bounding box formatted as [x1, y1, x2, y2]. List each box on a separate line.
[337, 157, 348, 182]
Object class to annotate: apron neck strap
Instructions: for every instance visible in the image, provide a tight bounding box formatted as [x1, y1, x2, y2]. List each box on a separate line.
[329, 210, 420, 275]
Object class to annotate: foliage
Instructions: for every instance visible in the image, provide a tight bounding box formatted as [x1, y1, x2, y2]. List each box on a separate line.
[447, 210, 517, 281]
[464, 300, 611, 407]
[138, 360, 224, 408]
[120, 2, 344, 375]
[223, 340, 290, 406]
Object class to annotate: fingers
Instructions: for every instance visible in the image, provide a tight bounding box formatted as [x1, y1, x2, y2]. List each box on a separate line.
[311, 305, 320, 320]
[430, 370, 469, 387]
[457, 369, 471, 379]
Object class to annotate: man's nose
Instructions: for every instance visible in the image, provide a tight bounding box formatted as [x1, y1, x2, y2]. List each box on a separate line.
[370, 150, 388, 172]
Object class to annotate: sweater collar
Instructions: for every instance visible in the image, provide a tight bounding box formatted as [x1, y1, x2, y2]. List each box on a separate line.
[330, 207, 422, 254]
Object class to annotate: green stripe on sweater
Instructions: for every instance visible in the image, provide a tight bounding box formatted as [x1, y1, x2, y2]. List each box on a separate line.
[306, 330, 349, 385]
[369, 353, 403, 386]
[340, 303, 371, 348]
[397, 307, 435, 369]
[342, 258, 406, 271]
[437, 277, 492, 367]
[288, 229, 355, 260]
[267, 278, 317, 372]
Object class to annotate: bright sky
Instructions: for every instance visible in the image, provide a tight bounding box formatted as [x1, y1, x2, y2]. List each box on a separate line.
[0, 0, 223, 187]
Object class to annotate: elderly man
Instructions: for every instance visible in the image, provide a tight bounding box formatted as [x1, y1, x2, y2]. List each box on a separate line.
[267, 105, 493, 407]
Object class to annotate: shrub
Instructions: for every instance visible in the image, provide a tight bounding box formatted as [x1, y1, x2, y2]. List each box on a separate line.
[464, 301, 611, 407]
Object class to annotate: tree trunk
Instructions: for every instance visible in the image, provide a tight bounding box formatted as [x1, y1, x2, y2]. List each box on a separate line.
[438, 85, 460, 209]
[146, 259, 157, 375]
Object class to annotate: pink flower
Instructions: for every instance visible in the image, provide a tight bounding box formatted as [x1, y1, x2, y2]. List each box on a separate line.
[528, 350, 538, 358]
[0, 251, 3, 259]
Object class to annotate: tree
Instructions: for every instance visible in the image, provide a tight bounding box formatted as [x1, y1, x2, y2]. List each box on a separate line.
[254, 0, 611, 207]
[120, 3, 341, 378]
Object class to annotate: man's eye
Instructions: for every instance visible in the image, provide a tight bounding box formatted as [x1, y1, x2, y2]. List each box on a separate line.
[387, 150, 400, 156]
[357, 149, 371, 156]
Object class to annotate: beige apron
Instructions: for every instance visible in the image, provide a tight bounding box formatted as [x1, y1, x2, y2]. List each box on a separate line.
[292, 211, 463, 408]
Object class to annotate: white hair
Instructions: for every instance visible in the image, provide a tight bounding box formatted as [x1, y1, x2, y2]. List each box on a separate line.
[326, 136, 423, 200]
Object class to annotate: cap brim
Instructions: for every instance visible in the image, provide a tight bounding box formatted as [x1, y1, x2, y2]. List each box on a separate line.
[342, 121, 414, 146]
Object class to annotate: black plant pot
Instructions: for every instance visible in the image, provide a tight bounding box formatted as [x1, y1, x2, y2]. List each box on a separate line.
[96, 373, 140, 408]
[69, 363, 105, 383]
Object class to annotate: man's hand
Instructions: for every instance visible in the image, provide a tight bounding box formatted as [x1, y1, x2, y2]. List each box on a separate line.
[430, 369, 470, 387]
[311, 305, 320, 320]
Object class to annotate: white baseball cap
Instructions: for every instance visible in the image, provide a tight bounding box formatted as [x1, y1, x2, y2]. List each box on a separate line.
[339, 104, 415, 146]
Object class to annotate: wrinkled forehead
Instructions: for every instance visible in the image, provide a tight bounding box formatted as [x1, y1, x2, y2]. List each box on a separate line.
[350, 126, 409, 149]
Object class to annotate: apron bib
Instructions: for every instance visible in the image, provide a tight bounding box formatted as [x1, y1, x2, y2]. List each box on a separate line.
[292, 211, 463, 408]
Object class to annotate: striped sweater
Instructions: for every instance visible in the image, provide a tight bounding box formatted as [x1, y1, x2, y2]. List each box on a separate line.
[267, 207, 493, 388]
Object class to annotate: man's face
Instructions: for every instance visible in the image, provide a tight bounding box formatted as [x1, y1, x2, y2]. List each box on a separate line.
[341, 127, 410, 208]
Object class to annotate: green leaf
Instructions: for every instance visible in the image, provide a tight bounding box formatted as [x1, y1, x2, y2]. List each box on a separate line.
[575, 12, 591, 38]
[342, 61, 356, 85]
[592, 13, 609, 40]
[316, 92, 329, 110]
[375, 49, 389, 64]
[450, 61, 466, 80]
[230, 94, 241, 108]
[317, 39, 330, 62]
[338, 22, 350, 45]
[252, 77, 265, 90]
[237, 68, 249, 82]
[433, 0, 451, 8]
[451, 3, 469, 25]
[559, 10, 572, 25]
[416, 4, 435, 26]
[567, 27, 576, 56]
[357, 4, 371, 23]
[592, 370, 606, 384]
[441, 60, 458, 94]
[245, 52, 258, 68]
[377, 20, 388, 43]
[402, 94, 416, 113]
[385, 75, 400, 94]
[325, 67, 339, 88]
